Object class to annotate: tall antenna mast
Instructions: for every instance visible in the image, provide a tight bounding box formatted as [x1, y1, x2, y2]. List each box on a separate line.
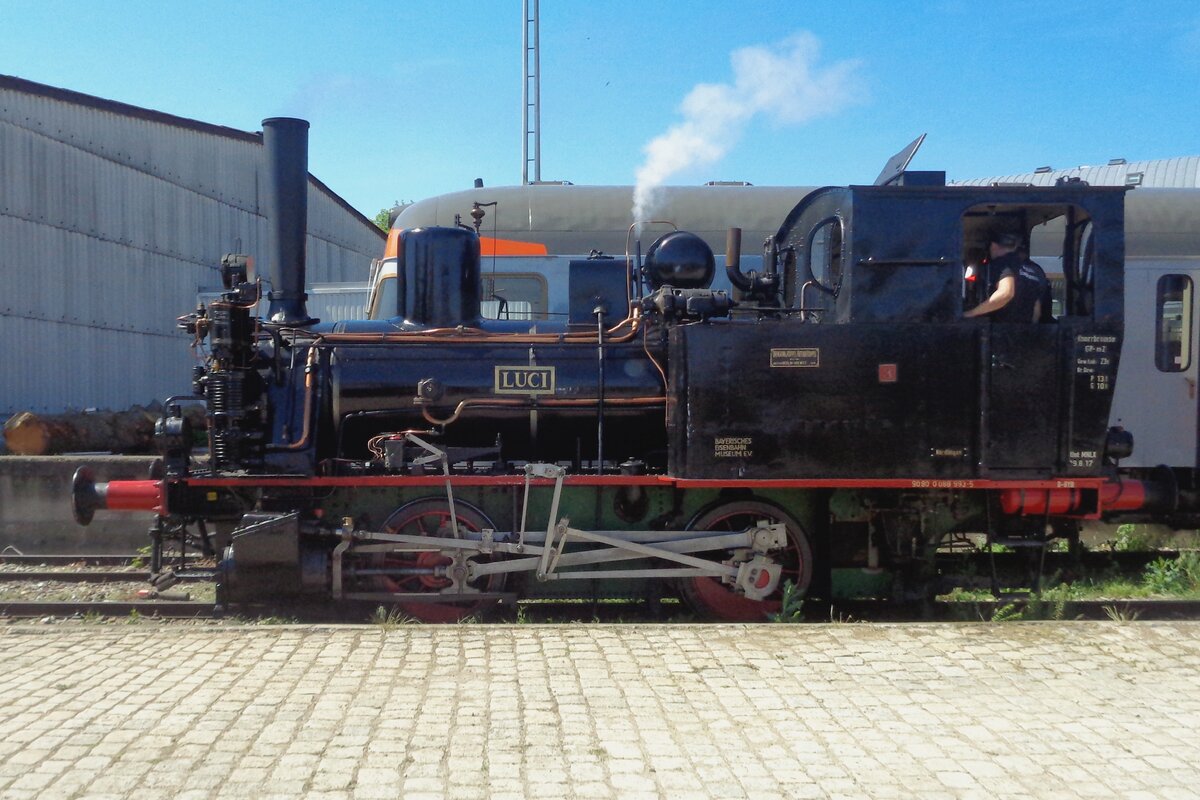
[521, 0, 541, 184]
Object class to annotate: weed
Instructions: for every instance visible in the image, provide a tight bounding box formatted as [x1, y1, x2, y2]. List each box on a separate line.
[515, 604, 530, 624]
[986, 583, 1075, 621]
[1143, 552, 1200, 595]
[989, 602, 1024, 622]
[370, 605, 413, 629]
[1024, 589, 1069, 621]
[1111, 524, 1153, 552]
[126, 609, 143, 624]
[255, 615, 298, 625]
[939, 586, 993, 603]
[1144, 557, 1185, 594]
[938, 595, 988, 622]
[769, 580, 805, 623]
[130, 544, 153, 570]
[943, 549, 1200, 619]
[1089, 577, 1149, 599]
[1183, 552, 1200, 584]
[1103, 604, 1142, 623]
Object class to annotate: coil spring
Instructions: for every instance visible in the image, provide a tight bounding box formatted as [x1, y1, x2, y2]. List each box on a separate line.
[207, 370, 246, 470]
[211, 430, 237, 469]
[206, 370, 242, 415]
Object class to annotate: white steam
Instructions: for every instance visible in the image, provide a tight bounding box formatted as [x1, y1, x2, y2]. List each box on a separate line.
[632, 32, 862, 224]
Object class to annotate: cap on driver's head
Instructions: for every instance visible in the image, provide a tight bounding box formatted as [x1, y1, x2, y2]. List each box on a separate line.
[989, 231, 1022, 248]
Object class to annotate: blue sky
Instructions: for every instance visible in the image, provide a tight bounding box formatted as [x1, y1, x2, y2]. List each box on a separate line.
[2, 1, 1198, 218]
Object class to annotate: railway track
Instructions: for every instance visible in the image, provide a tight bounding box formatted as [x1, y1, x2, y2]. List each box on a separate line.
[0, 570, 152, 583]
[0, 556, 216, 614]
[817, 598, 1200, 622]
[0, 600, 217, 619]
[0, 551, 1194, 622]
[0, 554, 140, 566]
[936, 550, 1181, 571]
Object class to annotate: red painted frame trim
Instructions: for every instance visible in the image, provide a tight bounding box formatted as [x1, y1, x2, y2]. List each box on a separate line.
[173, 474, 1105, 491]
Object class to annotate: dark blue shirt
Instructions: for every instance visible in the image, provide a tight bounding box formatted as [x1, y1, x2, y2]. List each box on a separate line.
[987, 252, 1048, 323]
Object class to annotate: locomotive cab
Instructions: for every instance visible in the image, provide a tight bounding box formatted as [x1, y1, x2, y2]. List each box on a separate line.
[669, 178, 1127, 481]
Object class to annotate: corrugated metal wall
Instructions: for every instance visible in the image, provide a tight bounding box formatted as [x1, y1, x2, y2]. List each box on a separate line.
[0, 76, 385, 416]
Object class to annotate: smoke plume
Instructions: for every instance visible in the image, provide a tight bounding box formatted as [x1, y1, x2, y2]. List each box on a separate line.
[632, 32, 862, 224]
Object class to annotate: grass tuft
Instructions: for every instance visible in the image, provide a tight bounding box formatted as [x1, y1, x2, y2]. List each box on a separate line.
[1103, 604, 1142, 623]
[370, 605, 414, 629]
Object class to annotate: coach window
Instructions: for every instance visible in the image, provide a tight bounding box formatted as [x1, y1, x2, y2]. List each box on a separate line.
[1156, 275, 1193, 372]
[481, 273, 549, 321]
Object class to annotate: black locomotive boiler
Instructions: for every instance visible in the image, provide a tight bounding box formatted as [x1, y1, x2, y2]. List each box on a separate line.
[72, 117, 1160, 620]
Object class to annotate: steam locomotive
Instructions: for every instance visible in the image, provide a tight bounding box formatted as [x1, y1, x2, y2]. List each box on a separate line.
[71, 117, 1168, 620]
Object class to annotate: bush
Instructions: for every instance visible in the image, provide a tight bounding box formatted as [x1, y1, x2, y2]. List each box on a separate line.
[1112, 524, 1153, 552]
[1144, 553, 1200, 595]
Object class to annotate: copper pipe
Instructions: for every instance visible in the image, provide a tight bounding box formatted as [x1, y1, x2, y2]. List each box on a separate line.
[642, 325, 670, 429]
[281, 311, 643, 346]
[312, 323, 642, 347]
[270, 346, 318, 451]
[642, 325, 668, 393]
[422, 395, 665, 427]
[328, 313, 639, 340]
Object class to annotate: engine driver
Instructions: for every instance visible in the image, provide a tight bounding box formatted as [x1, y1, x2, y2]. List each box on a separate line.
[963, 231, 1049, 322]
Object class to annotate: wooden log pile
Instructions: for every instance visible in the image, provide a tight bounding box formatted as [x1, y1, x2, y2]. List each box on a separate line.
[3, 405, 206, 456]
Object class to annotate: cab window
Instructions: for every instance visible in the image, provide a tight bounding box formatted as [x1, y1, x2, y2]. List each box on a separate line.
[368, 275, 397, 320]
[808, 217, 844, 292]
[961, 203, 1094, 321]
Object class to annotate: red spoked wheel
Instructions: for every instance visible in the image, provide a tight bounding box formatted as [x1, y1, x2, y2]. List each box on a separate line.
[678, 499, 813, 622]
[376, 498, 505, 623]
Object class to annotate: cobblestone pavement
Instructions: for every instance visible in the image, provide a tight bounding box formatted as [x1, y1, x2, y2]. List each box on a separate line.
[1, 622, 1199, 800]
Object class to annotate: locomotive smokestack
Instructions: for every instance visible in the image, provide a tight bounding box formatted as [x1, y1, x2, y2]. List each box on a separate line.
[262, 117, 315, 326]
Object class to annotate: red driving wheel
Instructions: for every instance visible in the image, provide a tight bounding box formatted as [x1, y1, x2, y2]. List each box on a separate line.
[678, 499, 813, 622]
[376, 498, 504, 623]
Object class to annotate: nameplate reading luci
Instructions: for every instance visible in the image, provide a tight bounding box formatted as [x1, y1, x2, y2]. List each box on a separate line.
[494, 366, 556, 396]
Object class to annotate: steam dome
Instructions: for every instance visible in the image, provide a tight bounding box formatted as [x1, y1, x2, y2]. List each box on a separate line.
[643, 231, 716, 290]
